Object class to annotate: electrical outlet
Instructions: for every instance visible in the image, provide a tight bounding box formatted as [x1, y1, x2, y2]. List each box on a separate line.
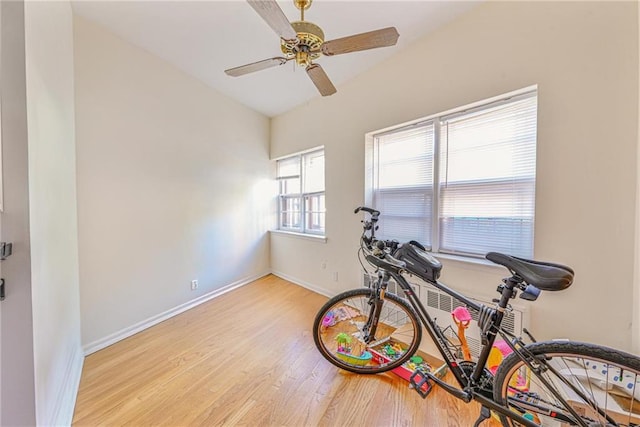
[332, 272, 338, 282]
[191, 280, 198, 290]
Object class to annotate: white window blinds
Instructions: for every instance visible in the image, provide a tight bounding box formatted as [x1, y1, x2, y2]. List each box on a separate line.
[369, 89, 537, 258]
[373, 122, 434, 247]
[439, 93, 537, 257]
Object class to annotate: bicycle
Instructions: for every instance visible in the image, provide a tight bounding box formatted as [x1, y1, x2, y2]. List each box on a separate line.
[312, 206, 640, 426]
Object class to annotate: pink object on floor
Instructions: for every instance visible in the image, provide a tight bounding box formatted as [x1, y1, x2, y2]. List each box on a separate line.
[322, 312, 336, 327]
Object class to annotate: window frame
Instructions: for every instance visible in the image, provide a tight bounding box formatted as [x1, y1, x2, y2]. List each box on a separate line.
[365, 87, 537, 259]
[276, 147, 326, 236]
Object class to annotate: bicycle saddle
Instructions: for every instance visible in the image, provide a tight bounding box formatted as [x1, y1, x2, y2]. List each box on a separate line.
[485, 252, 574, 291]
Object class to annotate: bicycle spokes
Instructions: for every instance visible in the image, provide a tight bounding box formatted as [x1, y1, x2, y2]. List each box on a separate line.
[313, 289, 421, 374]
[498, 348, 640, 427]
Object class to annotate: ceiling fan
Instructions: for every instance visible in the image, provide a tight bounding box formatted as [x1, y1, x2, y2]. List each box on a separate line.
[224, 0, 400, 96]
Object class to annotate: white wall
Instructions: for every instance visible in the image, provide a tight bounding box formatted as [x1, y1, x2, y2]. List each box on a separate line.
[24, 1, 83, 425]
[74, 16, 273, 349]
[0, 1, 36, 425]
[271, 1, 639, 351]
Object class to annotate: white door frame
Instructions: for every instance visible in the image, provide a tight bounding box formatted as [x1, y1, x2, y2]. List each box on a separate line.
[1, 1, 4, 421]
[0, 1, 36, 425]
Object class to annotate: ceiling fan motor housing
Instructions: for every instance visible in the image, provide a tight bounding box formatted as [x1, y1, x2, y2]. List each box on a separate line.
[281, 21, 324, 66]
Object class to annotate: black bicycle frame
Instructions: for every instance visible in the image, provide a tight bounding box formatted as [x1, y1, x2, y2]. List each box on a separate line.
[377, 270, 542, 427]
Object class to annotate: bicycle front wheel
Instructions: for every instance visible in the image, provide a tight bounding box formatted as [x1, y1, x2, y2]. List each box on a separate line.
[313, 288, 422, 374]
[493, 340, 640, 426]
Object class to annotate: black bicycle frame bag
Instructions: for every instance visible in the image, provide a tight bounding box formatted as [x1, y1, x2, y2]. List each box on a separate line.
[395, 240, 443, 283]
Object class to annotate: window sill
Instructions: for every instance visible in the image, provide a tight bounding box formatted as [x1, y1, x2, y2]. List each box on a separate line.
[270, 229, 327, 243]
[435, 252, 504, 270]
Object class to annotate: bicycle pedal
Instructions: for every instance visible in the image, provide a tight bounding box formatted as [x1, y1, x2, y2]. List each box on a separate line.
[409, 370, 433, 398]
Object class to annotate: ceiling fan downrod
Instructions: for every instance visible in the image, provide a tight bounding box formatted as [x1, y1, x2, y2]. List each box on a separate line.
[293, 0, 312, 21]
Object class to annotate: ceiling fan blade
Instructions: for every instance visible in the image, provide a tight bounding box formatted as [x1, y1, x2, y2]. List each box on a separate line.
[321, 27, 399, 56]
[247, 0, 298, 41]
[306, 64, 337, 97]
[225, 57, 290, 77]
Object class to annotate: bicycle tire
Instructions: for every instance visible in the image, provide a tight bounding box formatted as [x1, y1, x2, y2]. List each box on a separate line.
[313, 288, 422, 374]
[493, 340, 640, 426]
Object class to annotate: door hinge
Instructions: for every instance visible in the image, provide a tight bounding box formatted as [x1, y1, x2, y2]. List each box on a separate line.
[0, 242, 12, 260]
[1, 279, 5, 301]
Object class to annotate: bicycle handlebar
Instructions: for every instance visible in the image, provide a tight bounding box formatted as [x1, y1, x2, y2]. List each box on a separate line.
[355, 206, 406, 271]
[354, 206, 380, 218]
[355, 206, 379, 246]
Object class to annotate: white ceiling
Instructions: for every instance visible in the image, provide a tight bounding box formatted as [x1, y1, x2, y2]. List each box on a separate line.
[71, 1, 480, 117]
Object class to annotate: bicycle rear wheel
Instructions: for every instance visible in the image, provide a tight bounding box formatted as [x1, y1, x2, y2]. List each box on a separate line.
[493, 340, 640, 426]
[313, 288, 422, 374]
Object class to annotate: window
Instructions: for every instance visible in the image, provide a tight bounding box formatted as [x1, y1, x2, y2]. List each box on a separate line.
[368, 90, 537, 258]
[277, 148, 325, 235]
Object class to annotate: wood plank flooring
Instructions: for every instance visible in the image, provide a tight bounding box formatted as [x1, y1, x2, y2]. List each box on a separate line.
[73, 275, 501, 426]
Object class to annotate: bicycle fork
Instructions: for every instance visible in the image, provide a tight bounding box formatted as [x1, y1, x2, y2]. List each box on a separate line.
[361, 273, 388, 344]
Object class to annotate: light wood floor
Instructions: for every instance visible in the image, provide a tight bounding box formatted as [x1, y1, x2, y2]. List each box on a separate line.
[73, 275, 501, 426]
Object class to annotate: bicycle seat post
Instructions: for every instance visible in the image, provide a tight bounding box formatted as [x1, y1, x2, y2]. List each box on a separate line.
[470, 276, 521, 385]
[496, 275, 520, 311]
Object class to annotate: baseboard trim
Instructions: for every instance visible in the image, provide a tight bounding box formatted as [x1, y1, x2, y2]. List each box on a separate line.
[270, 270, 332, 298]
[83, 272, 270, 355]
[46, 344, 84, 427]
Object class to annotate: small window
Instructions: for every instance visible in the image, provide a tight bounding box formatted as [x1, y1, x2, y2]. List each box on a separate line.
[277, 148, 325, 235]
[368, 89, 537, 258]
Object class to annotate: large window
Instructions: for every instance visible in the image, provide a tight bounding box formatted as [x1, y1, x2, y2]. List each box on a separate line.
[369, 90, 537, 258]
[277, 148, 325, 235]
